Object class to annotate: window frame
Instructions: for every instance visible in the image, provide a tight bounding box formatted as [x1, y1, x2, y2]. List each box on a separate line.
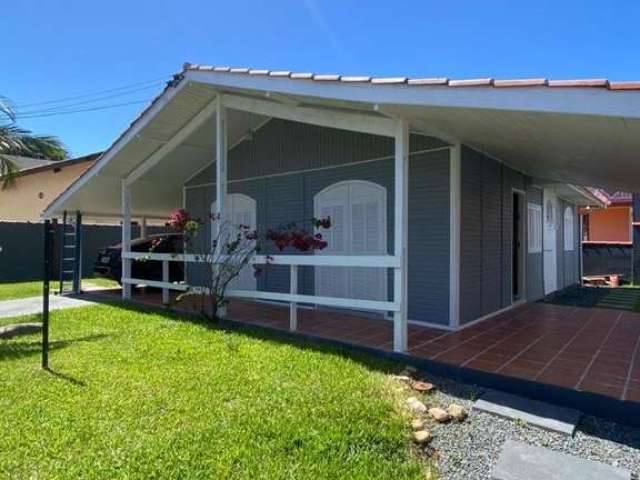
[527, 202, 543, 254]
[564, 206, 575, 251]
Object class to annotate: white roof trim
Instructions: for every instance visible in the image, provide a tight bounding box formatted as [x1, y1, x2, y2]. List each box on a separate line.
[185, 70, 640, 119]
[42, 79, 189, 218]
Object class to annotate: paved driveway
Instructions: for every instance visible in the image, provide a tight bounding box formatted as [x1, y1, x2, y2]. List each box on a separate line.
[0, 295, 95, 319]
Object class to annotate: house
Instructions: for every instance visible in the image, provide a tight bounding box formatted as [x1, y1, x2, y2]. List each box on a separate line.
[42, 64, 640, 354]
[39, 64, 640, 424]
[0, 152, 145, 283]
[579, 189, 635, 282]
[0, 153, 99, 222]
[582, 189, 632, 243]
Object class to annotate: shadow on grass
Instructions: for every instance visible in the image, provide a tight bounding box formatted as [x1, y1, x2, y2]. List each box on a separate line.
[76, 290, 403, 376]
[44, 367, 87, 386]
[0, 334, 110, 362]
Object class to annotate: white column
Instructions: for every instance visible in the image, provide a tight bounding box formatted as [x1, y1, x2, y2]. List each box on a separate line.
[162, 260, 170, 305]
[140, 216, 147, 238]
[393, 120, 409, 352]
[449, 144, 462, 329]
[215, 94, 228, 317]
[579, 209, 584, 284]
[121, 180, 132, 300]
[215, 94, 227, 225]
[290, 265, 298, 331]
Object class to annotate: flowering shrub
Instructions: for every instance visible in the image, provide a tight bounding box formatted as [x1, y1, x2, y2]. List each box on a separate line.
[172, 210, 331, 320]
[168, 208, 190, 232]
[266, 218, 331, 252]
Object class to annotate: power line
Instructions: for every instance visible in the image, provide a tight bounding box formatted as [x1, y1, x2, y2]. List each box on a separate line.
[15, 83, 165, 116]
[12, 76, 171, 109]
[14, 99, 152, 120]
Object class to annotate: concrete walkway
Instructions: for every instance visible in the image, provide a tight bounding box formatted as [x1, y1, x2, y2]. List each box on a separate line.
[0, 295, 95, 319]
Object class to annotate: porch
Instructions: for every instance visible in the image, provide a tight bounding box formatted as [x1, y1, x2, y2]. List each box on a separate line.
[92, 287, 640, 407]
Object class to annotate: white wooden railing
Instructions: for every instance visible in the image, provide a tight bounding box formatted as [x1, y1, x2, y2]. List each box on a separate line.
[121, 251, 400, 331]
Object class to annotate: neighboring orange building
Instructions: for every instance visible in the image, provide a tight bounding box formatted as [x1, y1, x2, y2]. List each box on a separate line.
[0, 153, 99, 222]
[581, 190, 632, 244]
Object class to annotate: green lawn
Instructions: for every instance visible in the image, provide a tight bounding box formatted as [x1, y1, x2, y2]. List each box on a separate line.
[0, 304, 431, 479]
[0, 278, 119, 301]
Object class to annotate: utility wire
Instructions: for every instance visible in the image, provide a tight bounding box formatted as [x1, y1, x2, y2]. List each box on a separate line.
[12, 76, 170, 109]
[15, 83, 164, 115]
[14, 99, 151, 120]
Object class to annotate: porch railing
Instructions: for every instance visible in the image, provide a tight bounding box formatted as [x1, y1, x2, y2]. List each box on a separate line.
[121, 251, 400, 331]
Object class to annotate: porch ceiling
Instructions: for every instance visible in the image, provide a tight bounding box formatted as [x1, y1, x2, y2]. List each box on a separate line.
[44, 65, 640, 220]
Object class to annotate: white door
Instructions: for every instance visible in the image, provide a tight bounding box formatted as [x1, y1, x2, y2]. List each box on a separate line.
[211, 193, 257, 291]
[543, 189, 558, 294]
[314, 181, 387, 303]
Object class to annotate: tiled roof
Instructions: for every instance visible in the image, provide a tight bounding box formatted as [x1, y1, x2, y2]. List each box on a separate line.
[15, 153, 101, 177]
[3, 155, 56, 172]
[183, 63, 640, 91]
[587, 188, 632, 206]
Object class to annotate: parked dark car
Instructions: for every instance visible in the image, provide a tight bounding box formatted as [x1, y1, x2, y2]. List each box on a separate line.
[94, 233, 184, 285]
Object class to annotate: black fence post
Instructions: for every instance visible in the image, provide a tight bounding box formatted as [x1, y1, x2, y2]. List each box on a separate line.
[73, 211, 82, 294]
[42, 219, 53, 369]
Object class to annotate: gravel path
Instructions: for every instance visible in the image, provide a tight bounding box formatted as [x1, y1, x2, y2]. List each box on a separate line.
[408, 373, 640, 479]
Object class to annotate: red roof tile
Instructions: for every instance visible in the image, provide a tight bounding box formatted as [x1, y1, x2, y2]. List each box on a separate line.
[493, 78, 548, 88]
[407, 78, 449, 85]
[182, 63, 640, 91]
[448, 78, 494, 87]
[548, 79, 609, 87]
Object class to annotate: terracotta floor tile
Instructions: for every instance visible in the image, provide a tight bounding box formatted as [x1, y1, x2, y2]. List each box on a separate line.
[536, 369, 582, 389]
[578, 381, 624, 399]
[464, 359, 502, 372]
[624, 388, 640, 402]
[101, 290, 640, 405]
[580, 372, 627, 388]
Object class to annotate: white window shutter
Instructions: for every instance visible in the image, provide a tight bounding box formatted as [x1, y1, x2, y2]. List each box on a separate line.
[564, 206, 574, 251]
[212, 194, 257, 291]
[527, 203, 542, 254]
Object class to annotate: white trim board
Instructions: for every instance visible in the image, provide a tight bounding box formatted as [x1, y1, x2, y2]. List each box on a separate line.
[222, 93, 396, 138]
[184, 146, 451, 190]
[43, 79, 190, 219]
[182, 116, 274, 185]
[185, 70, 640, 119]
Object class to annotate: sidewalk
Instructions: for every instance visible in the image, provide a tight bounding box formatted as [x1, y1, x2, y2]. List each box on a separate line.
[0, 295, 95, 319]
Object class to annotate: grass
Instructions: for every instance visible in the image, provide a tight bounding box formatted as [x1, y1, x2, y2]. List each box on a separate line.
[0, 277, 119, 301]
[0, 304, 431, 479]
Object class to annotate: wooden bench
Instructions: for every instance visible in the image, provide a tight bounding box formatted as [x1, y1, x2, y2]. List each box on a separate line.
[583, 273, 624, 287]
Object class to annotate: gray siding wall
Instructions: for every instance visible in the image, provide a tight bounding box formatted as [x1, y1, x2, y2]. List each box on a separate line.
[184, 119, 451, 325]
[459, 147, 526, 325]
[526, 185, 545, 301]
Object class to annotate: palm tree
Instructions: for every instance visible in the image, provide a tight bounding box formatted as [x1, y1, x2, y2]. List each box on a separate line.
[0, 96, 68, 188]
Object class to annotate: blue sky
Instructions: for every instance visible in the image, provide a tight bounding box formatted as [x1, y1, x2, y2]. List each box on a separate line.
[3, 0, 639, 157]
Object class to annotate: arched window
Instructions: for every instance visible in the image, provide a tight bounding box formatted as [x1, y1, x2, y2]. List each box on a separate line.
[211, 193, 257, 291]
[564, 206, 574, 251]
[313, 180, 387, 303]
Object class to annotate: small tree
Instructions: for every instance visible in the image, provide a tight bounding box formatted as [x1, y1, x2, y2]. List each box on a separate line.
[167, 208, 330, 320]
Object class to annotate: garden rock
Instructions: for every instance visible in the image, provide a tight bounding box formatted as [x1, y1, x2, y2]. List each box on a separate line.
[429, 407, 451, 423]
[411, 380, 435, 393]
[411, 418, 426, 430]
[406, 397, 427, 413]
[392, 374, 413, 383]
[413, 430, 433, 445]
[447, 403, 467, 422]
[0, 323, 41, 339]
